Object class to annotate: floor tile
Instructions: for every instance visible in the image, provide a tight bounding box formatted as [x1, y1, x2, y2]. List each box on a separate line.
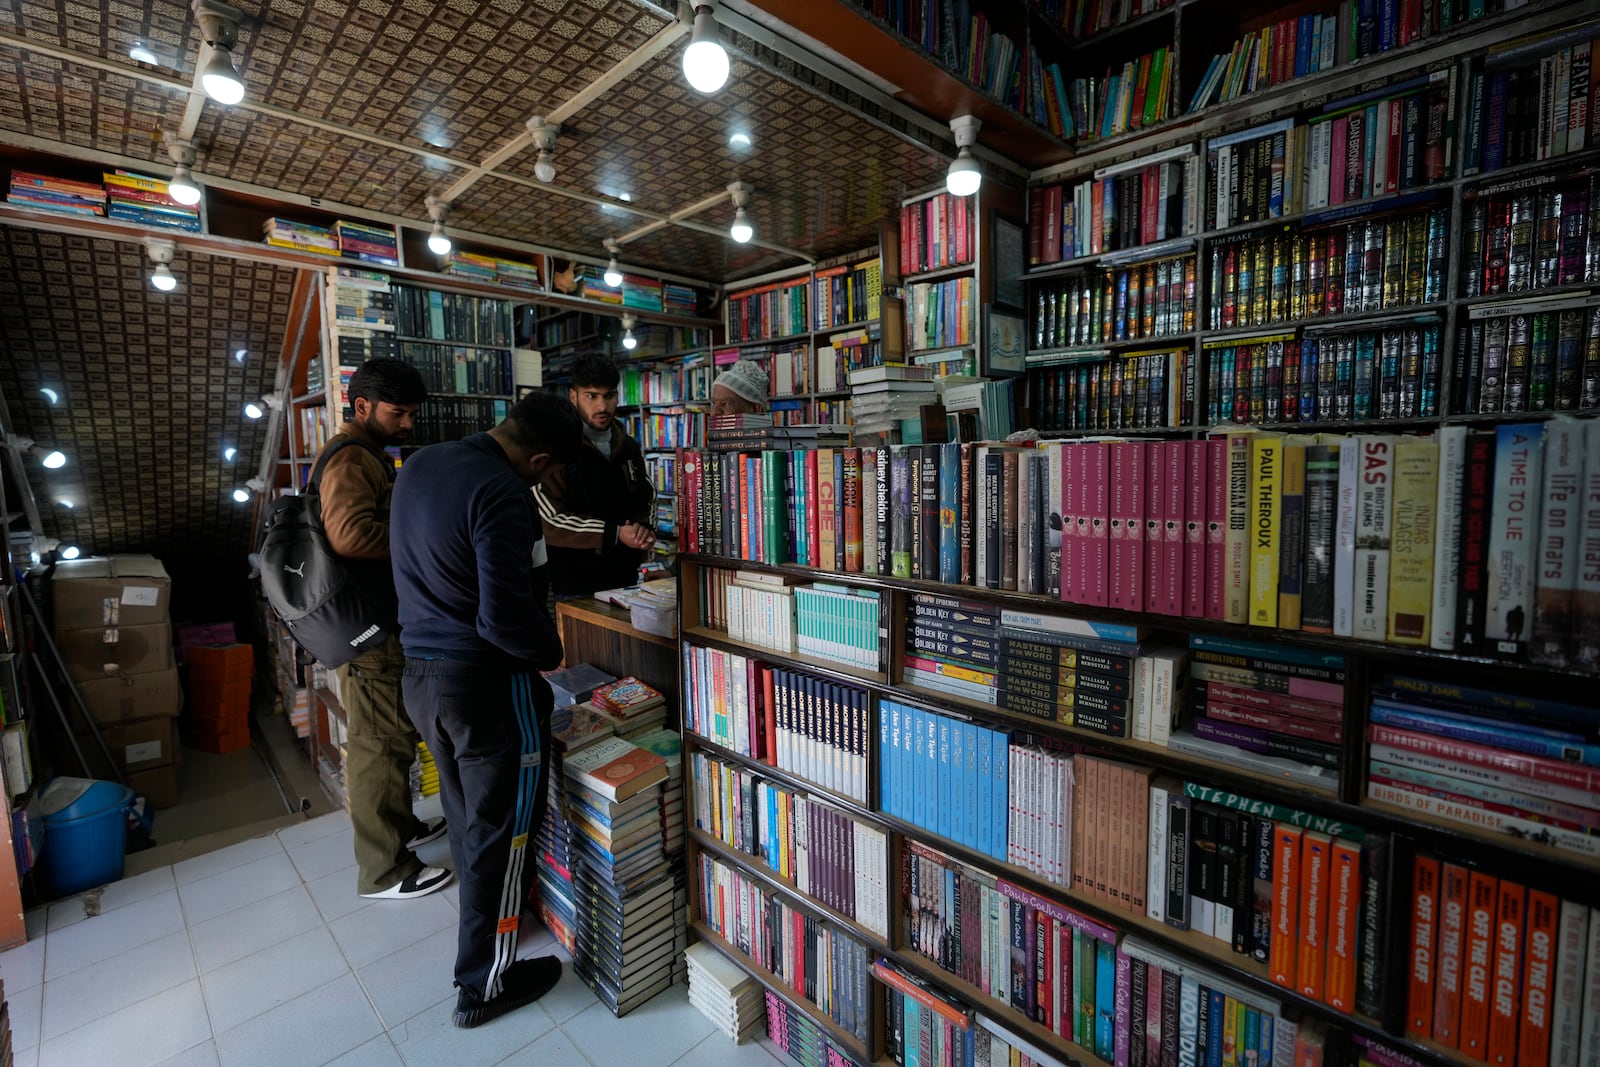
[390, 993, 554, 1067]
[671, 1031, 790, 1067]
[41, 929, 197, 1041]
[215, 973, 383, 1067]
[325, 1034, 406, 1067]
[286, 826, 357, 883]
[189, 884, 322, 973]
[177, 851, 302, 927]
[525, 957, 601, 1023]
[42, 889, 184, 981]
[9, 1047, 37, 1067]
[37, 979, 211, 1067]
[152, 1040, 220, 1067]
[172, 834, 284, 886]
[562, 985, 713, 1067]
[274, 809, 351, 851]
[6, 981, 40, 1051]
[328, 892, 456, 970]
[47, 865, 179, 933]
[306, 863, 372, 924]
[0, 930, 46, 992]
[353, 926, 458, 1029]
[497, 1024, 594, 1066]
[200, 926, 350, 1035]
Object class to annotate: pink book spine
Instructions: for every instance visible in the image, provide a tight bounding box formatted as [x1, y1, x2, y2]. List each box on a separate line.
[1109, 442, 1136, 610]
[1073, 443, 1094, 606]
[1126, 442, 1148, 614]
[1160, 440, 1186, 615]
[1142, 441, 1163, 612]
[1086, 442, 1111, 607]
[1205, 437, 1228, 619]
[1330, 118, 1349, 207]
[1184, 439, 1208, 618]
[1061, 443, 1081, 604]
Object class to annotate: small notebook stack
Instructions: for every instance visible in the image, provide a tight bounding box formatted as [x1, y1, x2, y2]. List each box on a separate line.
[536, 699, 617, 952]
[684, 942, 764, 1043]
[563, 735, 679, 1015]
[590, 677, 669, 740]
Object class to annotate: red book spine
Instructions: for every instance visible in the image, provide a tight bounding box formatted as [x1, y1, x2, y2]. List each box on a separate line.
[1434, 863, 1471, 1047]
[1184, 439, 1208, 618]
[1061, 443, 1081, 603]
[1086, 442, 1111, 607]
[1160, 440, 1186, 615]
[804, 450, 819, 568]
[1143, 441, 1164, 611]
[1142, 170, 1160, 245]
[1269, 823, 1302, 988]
[1109, 442, 1135, 610]
[1460, 871, 1501, 1061]
[1516, 889, 1559, 1067]
[1123, 441, 1148, 612]
[1205, 437, 1228, 619]
[1408, 855, 1442, 1039]
[1199, 682, 1343, 722]
[1031, 186, 1048, 265]
[1203, 702, 1343, 743]
[1487, 881, 1526, 1067]
[1145, 962, 1163, 1065]
[1324, 837, 1360, 1011]
[762, 667, 777, 766]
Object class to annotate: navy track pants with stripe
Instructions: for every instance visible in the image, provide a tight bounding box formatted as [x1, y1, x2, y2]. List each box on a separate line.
[402, 659, 552, 999]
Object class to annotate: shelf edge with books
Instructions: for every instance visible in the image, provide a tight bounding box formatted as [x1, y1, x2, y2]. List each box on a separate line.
[683, 733, 882, 827]
[1358, 797, 1600, 880]
[681, 625, 888, 687]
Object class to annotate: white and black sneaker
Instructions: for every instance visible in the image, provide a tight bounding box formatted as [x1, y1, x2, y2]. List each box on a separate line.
[361, 866, 454, 900]
[408, 817, 448, 848]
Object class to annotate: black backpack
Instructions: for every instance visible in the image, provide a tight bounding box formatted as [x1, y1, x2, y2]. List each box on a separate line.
[260, 437, 396, 668]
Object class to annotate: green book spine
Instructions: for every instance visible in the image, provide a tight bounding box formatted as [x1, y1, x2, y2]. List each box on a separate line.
[762, 451, 788, 565]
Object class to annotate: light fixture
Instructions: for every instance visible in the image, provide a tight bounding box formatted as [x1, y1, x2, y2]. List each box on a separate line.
[41, 450, 66, 469]
[60, 545, 81, 561]
[527, 116, 559, 183]
[194, 0, 245, 105]
[243, 393, 279, 420]
[5, 435, 67, 469]
[425, 195, 452, 256]
[39, 387, 59, 405]
[728, 181, 753, 244]
[129, 43, 158, 64]
[945, 115, 983, 197]
[729, 130, 752, 150]
[146, 237, 178, 292]
[232, 487, 251, 503]
[621, 314, 638, 351]
[163, 129, 202, 207]
[233, 348, 247, 363]
[223, 445, 237, 461]
[683, 2, 730, 94]
[603, 239, 623, 288]
[57, 498, 74, 510]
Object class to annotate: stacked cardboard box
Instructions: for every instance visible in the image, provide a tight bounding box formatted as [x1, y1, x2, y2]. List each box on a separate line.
[51, 555, 182, 807]
[186, 644, 251, 754]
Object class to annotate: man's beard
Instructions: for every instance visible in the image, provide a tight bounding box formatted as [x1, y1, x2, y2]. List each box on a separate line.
[363, 415, 408, 448]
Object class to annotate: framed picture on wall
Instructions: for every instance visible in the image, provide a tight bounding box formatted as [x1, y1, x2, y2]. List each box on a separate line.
[983, 304, 1026, 377]
[992, 216, 1025, 310]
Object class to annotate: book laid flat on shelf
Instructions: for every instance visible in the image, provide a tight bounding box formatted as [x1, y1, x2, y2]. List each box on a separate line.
[562, 736, 670, 802]
[590, 677, 666, 720]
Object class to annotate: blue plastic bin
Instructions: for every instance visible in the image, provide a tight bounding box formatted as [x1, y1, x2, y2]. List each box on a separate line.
[39, 778, 135, 895]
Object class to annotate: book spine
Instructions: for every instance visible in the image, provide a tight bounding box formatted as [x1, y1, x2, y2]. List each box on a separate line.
[1516, 889, 1558, 1067]
[1460, 871, 1500, 1061]
[1486, 881, 1526, 1067]
[1434, 863, 1470, 1048]
[1387, 436, 1439, 645]
[1548, 899, 1589, 1067]
[1353, 435, 1396, 640]
[1485, 423, 1545, 657]
[1206, 438, 1228, 621]
[1225, 432, 1253, 623]
[1249, 434, 1282, 628]
[1277, 441, 1307, 631]
[1431, 426, 1468, 650]
[1530, 418, 1583, 666]
[1333, 439, 1360, 636]
[1407, 854, 1441, 1039]
[1268, 823, 1302, 988]
[1185, 440, 1209, 618]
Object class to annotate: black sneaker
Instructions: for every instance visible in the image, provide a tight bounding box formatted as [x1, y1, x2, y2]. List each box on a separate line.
[407, 817, 448, 848]
[360, 866, 454, 900]
[453, 956, 563, 1029]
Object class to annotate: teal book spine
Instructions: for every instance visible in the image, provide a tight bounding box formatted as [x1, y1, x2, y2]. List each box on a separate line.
[1095, 938, 1115, 1060]
[937, 715, 952, 841]
[976, 726, 993, 858]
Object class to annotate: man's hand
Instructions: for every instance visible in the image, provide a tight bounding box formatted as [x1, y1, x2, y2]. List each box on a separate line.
[618, 522, 655, 550]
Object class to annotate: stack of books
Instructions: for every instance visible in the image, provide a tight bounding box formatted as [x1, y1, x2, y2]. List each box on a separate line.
[409, 741, 439, 800]
[663, 282, 701, 317]
[263, 218, 340, 257]
[6, 170, 104, 216]
[633, 727, 685, 857]
[848, 365, 937, 437]
[563, 736, 680, 1015]
[444, 249, 498, 282]
[589, 677, 668, 740]
[495, 257, 542, 291]
[537, 699, 617, 952]
[103, 171, 200, 231]
[332, 220, 399, 266]
[684, 942, 764, 1043]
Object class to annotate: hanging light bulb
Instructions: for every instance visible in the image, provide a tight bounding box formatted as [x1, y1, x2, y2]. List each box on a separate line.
[59, 545, 81, 561]
[527, 116, 560, 183]
[727, 181, 754, 244]
[194, 0, 246, 105]
[150, 264, 178, 291]
[425, 195, 452, 256]
[945, 115, 984, 197]
[682, 3, 730, 94]
[40, 450, 66, 469]
[603, 240, 623, 288]
[232, 487, 251, 503]
[621, 313, 638, 351]
[146, 237, 179, 292]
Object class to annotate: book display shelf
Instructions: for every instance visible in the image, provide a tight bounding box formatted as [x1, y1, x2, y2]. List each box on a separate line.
[679, 8, 1600, 1067]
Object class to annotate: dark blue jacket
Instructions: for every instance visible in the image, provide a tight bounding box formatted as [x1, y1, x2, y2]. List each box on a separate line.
[390, 432, 562, 669]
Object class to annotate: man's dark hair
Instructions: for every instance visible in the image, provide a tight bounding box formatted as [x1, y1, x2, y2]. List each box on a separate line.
[501, 392, 582, 463]
[570, 354, 620, 391]
[348, 358, 428, 407]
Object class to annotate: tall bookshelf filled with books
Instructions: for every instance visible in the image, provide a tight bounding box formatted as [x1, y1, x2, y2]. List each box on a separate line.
[678, 9, 1600, 1067]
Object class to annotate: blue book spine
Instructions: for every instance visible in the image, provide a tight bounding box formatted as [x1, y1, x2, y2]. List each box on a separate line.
[1206, 990, 1226, 1067]
[1094, 939, 1115, 1060]
[939, 441, 961, 584]
[948, 719, 966, 847]
[880, 699, 893, 813]
[1295, 16, 1312, 78]
[1371, 703, 1600, 765]
[992, 728, 1010, 862]
[962, 720, 979, 851]
[896, 701, 910, 821]
[938, 716, 952, 841]
[1259, 1015, 1274, 1067]
[1378, 0, 1396, 53]
[976, 726, 993, 860]
[1178, 977, 1201, 1067]
[912, 708, 928, 831]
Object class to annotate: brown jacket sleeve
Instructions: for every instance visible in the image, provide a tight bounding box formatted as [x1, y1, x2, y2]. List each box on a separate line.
[531, 464, 609, 552]
[320, 445, 391, 560]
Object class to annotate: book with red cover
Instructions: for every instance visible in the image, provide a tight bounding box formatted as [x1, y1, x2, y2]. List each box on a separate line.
[1062, 442, 1082, 604]
[1269, 823, 1302, 988]
[1044, 186, 1062, 264]
[804, 450, 820, 568]
[1205, 437, 1228, 620]
[761, 666, 777, 767]
[1109, 442, 1139, 610]
[1434, 863, 1471, 1047]
[1184, 439, 1209, 618]
[1486, 881, 1525, 1067]
[1085, 442, 1111, 607]
[1517, 889, 1559, 1067]
[561, 735, 669, 802]
[1159, 440, 1186, 615]
[1407, 854, 1442, 1039]
[590, 677, 666, 719]
[1143, 441, 1163, 612]
[843, 447, 864, 572]
[1323, 836, 1361, 1012]
[1459, 871, 1501, 1061]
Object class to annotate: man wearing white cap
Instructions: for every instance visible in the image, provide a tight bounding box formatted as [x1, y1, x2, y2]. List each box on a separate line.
[710, 359, 770, 415]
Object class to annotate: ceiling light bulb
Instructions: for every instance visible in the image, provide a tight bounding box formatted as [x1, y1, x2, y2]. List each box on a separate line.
[534, 150, 555, 183]
[223, 445, 238, 461]
[40, 450, 66, 469]
[59, 545, 81, 561]
[167, 163, 202, 206]
[243, 401, 264, 419]
[58, 498, 74, 509]
[730, 207, 753, 244]
[729, 131, 751, 149]
[683, 6, 729, 94]
[39, 387, 59, 404]
[604, 255, 623, 288]
[427, 221, 452, 256]
[946, 148, 982, 197]
[150, 263, 178, 291]
[232, 487, 251, 503]
[623, 329, 637, 350]
[200, 47, 244, 105]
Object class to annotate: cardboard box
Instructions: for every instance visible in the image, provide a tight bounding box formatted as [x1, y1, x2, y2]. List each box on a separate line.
[188, 644, 252, 684]
[53, 715, 178, 779]
[189, 715, 250, 755]
[77, 668, 184, 725]
[127, 761, 181, 809]
[57, 624, 174, 682]
[52, 555, 171, 630]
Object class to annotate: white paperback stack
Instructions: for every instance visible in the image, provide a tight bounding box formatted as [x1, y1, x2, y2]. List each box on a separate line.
[684, 942, 765, 1043]
[563, 736, 678, 1015]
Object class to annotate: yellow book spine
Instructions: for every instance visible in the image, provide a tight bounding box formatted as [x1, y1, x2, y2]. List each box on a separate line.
[1224, 429, 1258, 623]
[1387, 436, 1439, 645]
[1249, 433, 1282, 628]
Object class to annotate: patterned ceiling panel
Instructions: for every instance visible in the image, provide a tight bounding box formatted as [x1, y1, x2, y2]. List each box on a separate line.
[0, 224, 290, 562]
[622, 221, 801, 283]
[0, 51, 180, 161]
[445, 176, 628, 260]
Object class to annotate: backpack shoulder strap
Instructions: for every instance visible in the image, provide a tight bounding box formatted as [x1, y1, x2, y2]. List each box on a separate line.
[307, 436, 392, 496]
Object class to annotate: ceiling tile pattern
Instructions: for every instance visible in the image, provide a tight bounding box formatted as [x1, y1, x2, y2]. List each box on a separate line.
[0, 225, 289, 560]
[0, 52, 177, 160]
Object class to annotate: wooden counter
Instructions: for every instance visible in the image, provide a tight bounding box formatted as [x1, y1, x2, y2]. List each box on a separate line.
[554, 597, 678, 712]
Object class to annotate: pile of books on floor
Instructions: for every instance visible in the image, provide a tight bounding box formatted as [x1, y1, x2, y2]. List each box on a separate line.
[632, 726, 685, 858]
[103, 171, 201, 231]
[537, 697, 618, 953]
[7, 170, 104, 216]
[563, 733, 682, 1015]
[264, 217, 340, 257]
[684, 942, 763, 1043]
[332, 219, 399, 266]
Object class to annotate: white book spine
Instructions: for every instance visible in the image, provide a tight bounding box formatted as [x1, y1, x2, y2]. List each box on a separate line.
[1133, 653, 1155, 743]
[1532, 417, 1583, 665]
[1580, 907, 1600, 1065]
[1576, 422, 1600, 670]
[1431, 425, 1468, 650]
[1550, 899, 1589, 1067]
[1354, 435, 1396, 639]
[1333, 436, 1361, 637]
[1486, 423, 1545, 656]
[1148, 781, 1169, 924]
[1151, 650, 1178, 748]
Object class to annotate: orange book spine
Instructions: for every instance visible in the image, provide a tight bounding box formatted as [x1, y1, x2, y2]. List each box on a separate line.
[1434, 863, 1472, 1047]
[1269, 823, 1302, 988]
[1297, 831, 1332, 1001]
[1407, 855, 1442, 1039]
[1516, 889, 1559, 1067]
[1323, 836, 1361, 1011]
[1487, 881, 1526, 1067]
[1460, 871, 1502, 1062]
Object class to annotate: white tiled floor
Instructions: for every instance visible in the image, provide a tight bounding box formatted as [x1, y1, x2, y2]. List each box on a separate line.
[0, 811, 795, 1067]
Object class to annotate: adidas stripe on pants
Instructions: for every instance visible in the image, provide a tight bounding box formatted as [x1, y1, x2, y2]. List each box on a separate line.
[402, 659, 552, 999]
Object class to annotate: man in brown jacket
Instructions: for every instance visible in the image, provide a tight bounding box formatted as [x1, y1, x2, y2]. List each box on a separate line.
[318, 358, 453, 900]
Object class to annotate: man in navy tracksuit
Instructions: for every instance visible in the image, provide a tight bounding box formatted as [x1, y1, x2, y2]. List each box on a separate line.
[390, 392, 582, 1028]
